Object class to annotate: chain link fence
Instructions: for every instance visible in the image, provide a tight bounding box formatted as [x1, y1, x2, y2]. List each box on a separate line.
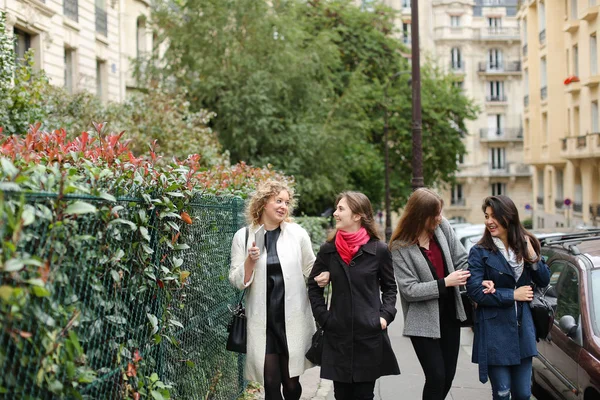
[0, 191, 246, 399]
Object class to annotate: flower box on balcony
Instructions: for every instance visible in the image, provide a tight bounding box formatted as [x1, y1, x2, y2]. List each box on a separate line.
[564, 76, 581, 85]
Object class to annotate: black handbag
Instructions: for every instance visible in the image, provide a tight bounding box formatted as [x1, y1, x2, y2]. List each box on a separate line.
[459, 287, 475, 328]
[226, 290, 247, 353]
[306, 284, 331, 365]
[226, 227, 249, 353]
[530, 283, 556, 341]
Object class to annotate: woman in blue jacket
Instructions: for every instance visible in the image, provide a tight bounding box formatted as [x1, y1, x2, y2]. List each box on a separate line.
[466, 195, 550, 400]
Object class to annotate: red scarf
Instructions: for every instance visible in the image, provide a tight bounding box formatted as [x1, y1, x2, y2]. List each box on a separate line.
[335, 227, 370, 265]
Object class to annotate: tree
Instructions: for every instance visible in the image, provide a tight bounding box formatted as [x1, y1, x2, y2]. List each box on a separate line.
[149, 0, 477, 213]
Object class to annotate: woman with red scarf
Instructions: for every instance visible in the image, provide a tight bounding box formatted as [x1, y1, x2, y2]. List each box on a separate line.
[307, 192, 399, 400]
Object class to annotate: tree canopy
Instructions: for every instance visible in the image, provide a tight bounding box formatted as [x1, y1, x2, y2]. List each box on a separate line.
[150, 0, 478, 214]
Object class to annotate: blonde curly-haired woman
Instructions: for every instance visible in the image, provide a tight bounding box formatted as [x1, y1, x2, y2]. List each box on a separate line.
[229, 180, 327, 400]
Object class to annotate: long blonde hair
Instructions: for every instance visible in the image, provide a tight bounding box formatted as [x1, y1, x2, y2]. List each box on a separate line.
[389, 188, 443, 249]
[327, 191, 381, 242]
[246, 180, 295, 226]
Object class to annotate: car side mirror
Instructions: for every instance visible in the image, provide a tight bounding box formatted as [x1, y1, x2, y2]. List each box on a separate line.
[558, 315, 578, 338]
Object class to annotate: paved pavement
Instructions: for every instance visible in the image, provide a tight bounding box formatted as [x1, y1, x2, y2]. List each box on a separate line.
[306, 298, 492, 400]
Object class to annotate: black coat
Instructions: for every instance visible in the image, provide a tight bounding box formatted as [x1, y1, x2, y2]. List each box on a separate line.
[307, 238, 400, 383]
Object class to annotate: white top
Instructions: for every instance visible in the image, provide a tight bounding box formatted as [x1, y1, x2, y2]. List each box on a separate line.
[493, 237, 524, 282]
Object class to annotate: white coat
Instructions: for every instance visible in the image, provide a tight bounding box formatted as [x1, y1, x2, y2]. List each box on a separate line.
[229, 221, 316, 383]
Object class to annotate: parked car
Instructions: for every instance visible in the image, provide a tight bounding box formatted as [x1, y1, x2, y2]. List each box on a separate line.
[531, 230, 600, 400]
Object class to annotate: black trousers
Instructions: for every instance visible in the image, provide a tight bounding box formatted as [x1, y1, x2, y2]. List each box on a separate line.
[410, 315, 461, 400]
[333, 381, 376, 400]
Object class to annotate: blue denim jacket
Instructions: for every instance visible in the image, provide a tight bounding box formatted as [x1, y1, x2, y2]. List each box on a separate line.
[466, 244, 551, 383]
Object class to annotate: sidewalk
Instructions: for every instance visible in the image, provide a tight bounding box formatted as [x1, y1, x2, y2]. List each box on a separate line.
[308, 298, 491, 400]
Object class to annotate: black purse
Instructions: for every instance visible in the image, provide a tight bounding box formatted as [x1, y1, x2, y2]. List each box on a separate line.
[306, 284, 331, 365]
[226, 227, 249, 353]
[459, 287, 475, 328]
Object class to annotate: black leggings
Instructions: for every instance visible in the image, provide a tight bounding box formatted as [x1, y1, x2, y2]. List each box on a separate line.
[410, 318, 460, 400]
[263, 353, 302, 400]
[333, 381, 376, 400]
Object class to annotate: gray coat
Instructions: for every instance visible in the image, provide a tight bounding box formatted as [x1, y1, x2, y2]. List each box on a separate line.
[392, 218, 468, 339]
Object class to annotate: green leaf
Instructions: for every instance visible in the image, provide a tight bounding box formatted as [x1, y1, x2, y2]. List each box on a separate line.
[3, 258, 24, 272]
[166, 192, 184, 197]
[174, 244, 190, 250]
[110, 270, 120, 283]
[169, 319, 184, 329]
[26, 278, 45, 287]
[105, 315, 128, 325]
[139, 226, 151, 241]
[185, 360, 195, 368]
[0, 182, 20, 191]
[109, 218, 137, 230]
[64, 201, 98, 215]
[151, 390, 165, 400]
[0, 158, 18, 179]
[99, 192, 117, 202]
[142, 244, 154, 254]
[21, 207, 35, 226]
[147, 313, 159, 335]
[31, 286, 50, 297]
[0, 286, 14, 301]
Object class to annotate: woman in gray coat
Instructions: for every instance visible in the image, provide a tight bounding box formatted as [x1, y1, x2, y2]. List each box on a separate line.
[390, 188, 494, 400]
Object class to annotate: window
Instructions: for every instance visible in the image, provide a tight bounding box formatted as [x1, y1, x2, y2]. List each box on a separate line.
[488, 48, 503, 70]
[491, 183, 506, 196]
[539, 2, 546, 31]
[542, 112, 549, 143]
[574, 106, 580, 136]
[402, 0, 410, 8]
[95, 0, 108, 36]
[451, 184, 464, 205]
[13, 28, 31, 64]
[591, 34, 598, 76]
[490, 147, 506, 170]
[96, 59, 107, 101]
[451, 16, 461, 27]
[451, 47, 462, 69]
[592, 101, 599, 132]
[566, 49, 570, 75]
[522, 18, 528, 45]
[487, 114, 504, 136]
[488, 81, 504, 100]
[555, 266, 580, 325]
[556, 169, 564, 203]
[457, 153, 464, 164]
[538, 168, 545, 199]
[488, 17, 502, 31]
[64, 48, 75, 93]
[403, 23, 411, 44]
[524, 69, 529, 96]
[573, 44, 579, 76]
[136, 16, 147, 59]
[541, 57, 548, 91]
[571, 0, 578, 20]
[64, 0, 79, 22]
[453, 80, 464, 90]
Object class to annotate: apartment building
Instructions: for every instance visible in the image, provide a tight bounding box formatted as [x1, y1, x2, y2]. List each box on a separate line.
[518, 0, 600, 228]
[373, 0, 531, 223]
[2, 0, 152, 102]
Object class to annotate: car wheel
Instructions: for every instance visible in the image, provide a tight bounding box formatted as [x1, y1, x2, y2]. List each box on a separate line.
[584, 388, 600, 400]
[531, 372, 550, 399]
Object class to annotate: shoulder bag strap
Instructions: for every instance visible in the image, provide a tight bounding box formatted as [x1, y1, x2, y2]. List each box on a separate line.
[238, 226, 250, 305]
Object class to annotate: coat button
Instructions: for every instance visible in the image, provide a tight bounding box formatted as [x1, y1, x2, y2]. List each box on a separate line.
[350, 261, 355, 266]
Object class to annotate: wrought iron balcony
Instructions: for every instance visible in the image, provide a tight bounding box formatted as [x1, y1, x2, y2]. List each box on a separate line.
[450, 61, 465, 71]
[590, 203, 600, 216]
[524, 95, 529, 107]
[555, 199, 564, 209]
[523, 44, 528, 57]
[577, 135, 587, 148]
[486, 95, 507, 102]
[478, 61, 521, 73]
[539, 29, 546, 44]
[64, 0, 78, 22]
[451, 198, 466, 206]
[541, 86, 548, 100]
[96, 6, 108, 36]
[479, 128, 523, 141]
[574, 202, 583, 213]
[537, 196, 544, 206]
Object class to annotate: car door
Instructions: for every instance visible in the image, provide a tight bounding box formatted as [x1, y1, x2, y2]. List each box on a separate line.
[542, 261, 582, 399]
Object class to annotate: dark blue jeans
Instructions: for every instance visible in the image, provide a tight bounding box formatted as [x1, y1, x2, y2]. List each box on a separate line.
[488, 357, 533, 400]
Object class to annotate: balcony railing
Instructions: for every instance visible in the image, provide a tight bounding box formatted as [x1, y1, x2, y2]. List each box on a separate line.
[591, 203, 600, 216]
[479, 128, 523, 141]
[541, 86, 548, 99]
[451, 198, 466, 206]
[523, 44, 528, 57]
[524, 95, 529, 107]
[486, 95, 508, 102]
[478, 26, 520, 40]
[562, 138, 568, 150]
[555, 199, 564, 209]
[478, 61, 521, 73]
[402, 36, 412, 45]
[96, 6, 108, 36]
[577, 135, 587, 148]
[537, 196, 544, 206]
[574, 202, 583, 213]
[539, 29, 546, 44]
[450, 61, 465, 71]
[64, 0, 78, 22]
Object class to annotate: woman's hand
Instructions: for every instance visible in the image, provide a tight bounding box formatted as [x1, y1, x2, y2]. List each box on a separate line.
[525, 236, 537, 259]
[444, 270, 471, 287]
[380, 317, 387, 330]
[514, 285, 534, 302]
[314, 271, 330, 288]
[247, 241, 260, 263]
[482, 280, 496, 294]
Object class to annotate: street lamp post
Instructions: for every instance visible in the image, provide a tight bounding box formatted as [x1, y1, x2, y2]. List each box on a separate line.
[383, 71, 410, 241]
[411, 0, 424, 190]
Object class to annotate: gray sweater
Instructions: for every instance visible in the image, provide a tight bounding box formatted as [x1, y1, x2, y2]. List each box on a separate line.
[392, 218, 468, 339]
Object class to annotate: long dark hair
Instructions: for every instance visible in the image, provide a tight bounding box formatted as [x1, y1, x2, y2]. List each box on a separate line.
[327, 191, 382, 242]
[389, 188, 443, 249]
[477, 195, 541, 263]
